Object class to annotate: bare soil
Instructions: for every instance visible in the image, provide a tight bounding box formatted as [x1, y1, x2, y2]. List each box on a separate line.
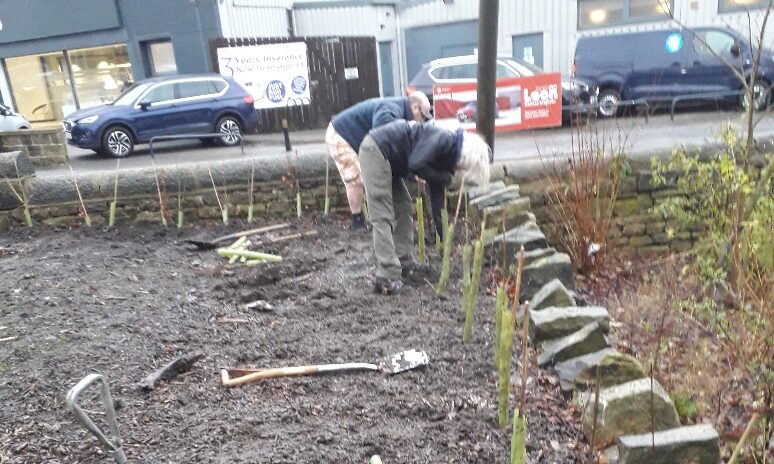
[0, 219, 585, 463]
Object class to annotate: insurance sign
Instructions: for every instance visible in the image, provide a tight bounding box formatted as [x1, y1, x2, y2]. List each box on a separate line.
[217, 42, 311, 109]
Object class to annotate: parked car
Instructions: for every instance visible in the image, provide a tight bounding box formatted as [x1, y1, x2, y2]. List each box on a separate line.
[456, 100, 500, 122]
[0, 104, 31, 131]
[574, 27, 774, 118]
[407, 55, 597, 122]
[64, 74, 259, 157]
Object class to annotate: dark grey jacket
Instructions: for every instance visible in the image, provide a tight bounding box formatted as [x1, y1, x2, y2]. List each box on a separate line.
[368, 120, 463, 237]
[331, 97, 413, 152]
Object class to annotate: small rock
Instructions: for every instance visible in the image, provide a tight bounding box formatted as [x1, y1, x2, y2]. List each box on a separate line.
[530, 278, 576, 311]
[537, 322, 609, 366]
[521, 253, 575, 300]
[618, 424, 720, 464]
[245, 300, 274, 311]
[577, 377, 680, 448]
[530, 306, 610, 342]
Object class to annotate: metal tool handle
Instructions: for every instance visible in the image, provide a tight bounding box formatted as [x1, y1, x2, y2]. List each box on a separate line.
[221, 363, 378, 387]
[66, 374, 127, 464]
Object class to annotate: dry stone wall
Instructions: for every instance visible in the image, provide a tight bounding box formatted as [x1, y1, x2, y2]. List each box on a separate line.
[0, 128, 68, 168]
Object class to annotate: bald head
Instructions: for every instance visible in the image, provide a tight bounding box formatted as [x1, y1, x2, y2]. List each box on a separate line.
[408, 91, 432, 122]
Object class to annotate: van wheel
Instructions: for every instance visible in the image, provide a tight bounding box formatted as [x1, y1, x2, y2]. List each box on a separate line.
[598, 89, 620, 118]
[101, 126, 134, 157]
[216, 116, 243, 146]
[741, 80, 771, 112]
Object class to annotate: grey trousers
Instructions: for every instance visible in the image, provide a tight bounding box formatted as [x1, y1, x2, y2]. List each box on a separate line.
[359, 135, 414, 280]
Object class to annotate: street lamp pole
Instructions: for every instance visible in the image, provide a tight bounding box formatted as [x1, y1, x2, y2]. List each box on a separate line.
[476, 0, 499, 158]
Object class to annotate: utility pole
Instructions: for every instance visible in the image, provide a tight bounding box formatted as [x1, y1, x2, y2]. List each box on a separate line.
[476, 0, 499, 159]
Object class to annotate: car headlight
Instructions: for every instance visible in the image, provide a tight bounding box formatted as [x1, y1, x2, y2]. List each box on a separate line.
[78, 115, 99, 124]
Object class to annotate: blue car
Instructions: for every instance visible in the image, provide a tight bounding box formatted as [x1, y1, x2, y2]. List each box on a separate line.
[574, 27, 774, 118]
[64, 74, 259, 157]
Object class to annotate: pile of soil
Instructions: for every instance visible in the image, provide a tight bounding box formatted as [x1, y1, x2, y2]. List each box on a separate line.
[0, 219, 585, 463]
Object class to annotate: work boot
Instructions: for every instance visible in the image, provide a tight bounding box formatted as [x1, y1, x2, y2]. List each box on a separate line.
[401, 259, 432, 280]
[373, 277, 406, 295]
[351, 212, 367, 231]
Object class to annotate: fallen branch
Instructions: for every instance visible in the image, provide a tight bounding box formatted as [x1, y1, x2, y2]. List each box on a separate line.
[138, 351, 204, 391]
[0, 336, 18, 342]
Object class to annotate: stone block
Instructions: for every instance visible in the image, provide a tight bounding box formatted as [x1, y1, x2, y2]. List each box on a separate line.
[530, 278, 576, 311]
[485, 222, 548, 266]
[469, 185, 520, 212]
[521, 252, 574, 300]
[537, 322, 609, 366]
[522, 247, 557, 267]
[618, 424, 720, 464]
[670, 240, 692, 252]
[556, 349, 646, 392]
[622, 222, 646, 236]
[638, 245, 670, 254]
[530, 306, 610, 343]
[467, 180, 506, 201]
[0, 181, 24, 210]
[479, 196, 531, 229]
[0, 151, 35, 179]
[651, 233, 670, 244]
[578, 378, 680, 448]
[628, 235, 652, 247]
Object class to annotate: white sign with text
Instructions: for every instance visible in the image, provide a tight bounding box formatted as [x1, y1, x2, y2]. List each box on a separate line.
[217, 42, 311, 109]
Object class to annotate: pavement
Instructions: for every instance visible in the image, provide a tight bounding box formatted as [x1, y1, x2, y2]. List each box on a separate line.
[46, 108, 774, 177]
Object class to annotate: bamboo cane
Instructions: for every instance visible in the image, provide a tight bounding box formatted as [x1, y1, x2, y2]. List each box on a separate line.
[109, 160, 119, 228]
[498, 310, 514, 428]
[436, 185, 467, 296]
[68, 165, 91, 227]
[248, 160, 256, 223]
[417, 181, 426, 264]
[494, 285, 507, 370]
[150, 157, 167, 227]
[512, 245, 526, 329]
[323, 153, 330, 217]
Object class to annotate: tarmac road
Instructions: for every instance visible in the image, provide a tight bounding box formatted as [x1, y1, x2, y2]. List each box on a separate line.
[45, 108, 774, 177]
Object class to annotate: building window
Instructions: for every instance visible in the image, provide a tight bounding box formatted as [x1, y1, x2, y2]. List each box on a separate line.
[68, 44, 134, 110]
[719, 0, 769, 12]
[5, 52, 76, 122]
[144, 40, 177, 76]
[578, 0, 672, 29]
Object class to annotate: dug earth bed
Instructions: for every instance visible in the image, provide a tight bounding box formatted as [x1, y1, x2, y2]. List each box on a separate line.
[0, 219, 585, 463]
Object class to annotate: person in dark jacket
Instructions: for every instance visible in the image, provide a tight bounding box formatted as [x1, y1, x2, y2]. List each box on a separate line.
[359, 120, 491, 294]
[326, 92, 432, 230]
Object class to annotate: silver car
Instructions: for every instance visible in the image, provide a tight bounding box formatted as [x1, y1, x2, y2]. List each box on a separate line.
[0, 104, 31, 131]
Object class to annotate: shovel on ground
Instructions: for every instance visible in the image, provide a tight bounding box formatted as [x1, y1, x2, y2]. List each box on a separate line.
[220, 349, 429, 387]
[185, 223, 291, 250]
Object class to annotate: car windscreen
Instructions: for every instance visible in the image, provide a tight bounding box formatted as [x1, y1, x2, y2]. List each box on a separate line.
[112, 83, 152, 106]
[504, 58, 542, 76]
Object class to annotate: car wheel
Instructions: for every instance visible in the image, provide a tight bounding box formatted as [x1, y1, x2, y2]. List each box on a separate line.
[216, 116, 243, 146]
[741, 79, 771, 112]
[597, 89, 620, 118]
[101, 126, 134, 157]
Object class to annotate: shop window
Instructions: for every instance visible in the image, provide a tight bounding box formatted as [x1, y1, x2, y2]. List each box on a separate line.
[145, 40, 177, 76]
[5, 52, 76, 122]
[719, 0, 769, 12]
[68, 44, 133, 110]
[578, 0, 672, 29]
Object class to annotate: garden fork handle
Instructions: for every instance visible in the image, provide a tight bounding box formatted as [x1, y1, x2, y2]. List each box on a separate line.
[66, 374, 127, 464]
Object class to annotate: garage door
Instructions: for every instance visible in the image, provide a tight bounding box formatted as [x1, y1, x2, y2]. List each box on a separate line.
[404, 20, 478, 83]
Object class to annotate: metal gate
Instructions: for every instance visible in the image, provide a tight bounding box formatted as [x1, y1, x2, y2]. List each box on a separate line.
[210, 36, 380, 133]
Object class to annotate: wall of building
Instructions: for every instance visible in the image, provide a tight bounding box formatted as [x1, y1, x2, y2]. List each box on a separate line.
[294, 3, 401, 96]
[218, 0, 293, 39]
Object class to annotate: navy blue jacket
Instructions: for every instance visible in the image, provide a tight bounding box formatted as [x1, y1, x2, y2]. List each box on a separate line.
[369, 120, 463, 237]
[331, 97, 413, 152]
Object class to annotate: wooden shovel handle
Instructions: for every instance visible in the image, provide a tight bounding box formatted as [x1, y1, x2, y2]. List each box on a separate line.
[221, 362, 378, 387]
[222, 365, 319, 386]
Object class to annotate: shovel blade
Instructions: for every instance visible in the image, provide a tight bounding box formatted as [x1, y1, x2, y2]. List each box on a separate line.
[382, 349, 429, 374]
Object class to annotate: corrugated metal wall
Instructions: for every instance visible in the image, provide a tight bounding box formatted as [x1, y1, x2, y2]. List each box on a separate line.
[294, 4, 400, 96]
[220, 0, 774, 92]
[218, 0, 292, 38]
